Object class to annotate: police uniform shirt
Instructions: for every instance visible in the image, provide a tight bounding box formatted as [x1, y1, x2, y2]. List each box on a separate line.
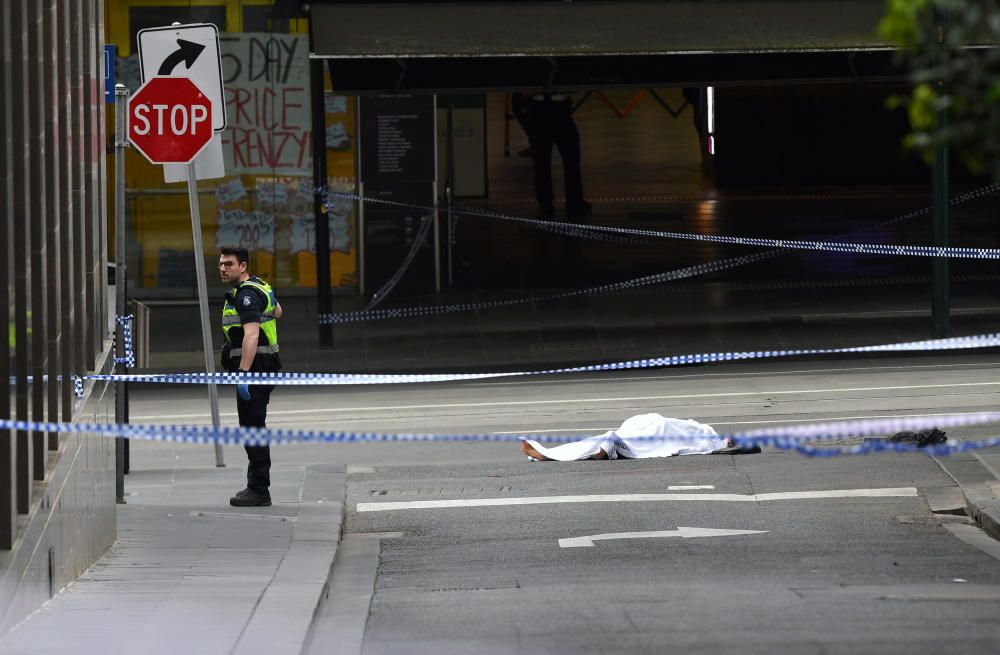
[234, 282, 267, 326]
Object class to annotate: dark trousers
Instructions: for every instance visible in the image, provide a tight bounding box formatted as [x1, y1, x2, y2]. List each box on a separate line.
[237, 384, 274, 494]
[523, 98, 585, 215]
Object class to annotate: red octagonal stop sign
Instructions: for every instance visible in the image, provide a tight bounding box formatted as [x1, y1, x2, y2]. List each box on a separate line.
[128, 76, 213, 164]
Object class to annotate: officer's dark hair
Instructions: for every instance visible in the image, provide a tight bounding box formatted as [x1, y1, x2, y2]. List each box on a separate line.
[220, 244, 249, 264]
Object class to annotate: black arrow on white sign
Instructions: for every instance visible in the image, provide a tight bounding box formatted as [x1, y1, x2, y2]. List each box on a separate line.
[157, 39, 205, 75]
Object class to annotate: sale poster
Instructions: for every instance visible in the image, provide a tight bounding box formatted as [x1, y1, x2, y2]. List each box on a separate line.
[216, 209, 276, 251]
[218, 33, 312, 176]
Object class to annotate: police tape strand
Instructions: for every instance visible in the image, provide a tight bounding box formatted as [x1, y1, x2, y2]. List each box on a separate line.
[324, 183, 1000, 260]
[316, 183, 1000, 324]
[114, 315, 135, 369]
[1, 411, 999, 457]
[320, 249, 782, 324]
[80, 332, 1000, 392]
[364, 212, 436, 311]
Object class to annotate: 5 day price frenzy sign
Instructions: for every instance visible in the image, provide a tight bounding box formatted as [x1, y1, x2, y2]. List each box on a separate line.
[127, 76, 213, 164]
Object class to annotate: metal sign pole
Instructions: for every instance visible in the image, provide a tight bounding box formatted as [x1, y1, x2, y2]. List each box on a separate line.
[114, 84, 129, 504]
[186, 162, 225, 467]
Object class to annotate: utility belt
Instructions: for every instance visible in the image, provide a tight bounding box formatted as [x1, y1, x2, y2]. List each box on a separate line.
[228, 344, 279, 357]
[221, 343, 281, 373]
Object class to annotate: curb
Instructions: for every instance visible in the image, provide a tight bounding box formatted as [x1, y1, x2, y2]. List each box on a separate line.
[930, 451, 1000, 542]
[232, 465, 345, 655]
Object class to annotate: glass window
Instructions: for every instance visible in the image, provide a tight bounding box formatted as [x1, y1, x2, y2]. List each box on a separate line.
[129, 6, 227, 53]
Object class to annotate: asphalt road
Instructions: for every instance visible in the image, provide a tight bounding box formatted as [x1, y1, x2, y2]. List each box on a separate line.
[130, 354, 1000, 654]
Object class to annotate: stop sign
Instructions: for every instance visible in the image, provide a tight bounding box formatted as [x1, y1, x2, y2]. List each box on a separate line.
[128, 76, 213, 164]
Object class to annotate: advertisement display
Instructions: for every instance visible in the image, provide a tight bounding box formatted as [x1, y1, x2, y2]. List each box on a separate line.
[219, 33, 312, 175]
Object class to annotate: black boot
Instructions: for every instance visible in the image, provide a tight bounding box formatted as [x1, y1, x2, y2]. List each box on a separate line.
[230, 487, 272, 507]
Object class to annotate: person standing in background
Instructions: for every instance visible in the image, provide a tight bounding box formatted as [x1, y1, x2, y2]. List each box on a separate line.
[515, 91, 592, 221]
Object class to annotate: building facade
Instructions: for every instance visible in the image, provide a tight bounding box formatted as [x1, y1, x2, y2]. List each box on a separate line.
[1, 0, 117, 633]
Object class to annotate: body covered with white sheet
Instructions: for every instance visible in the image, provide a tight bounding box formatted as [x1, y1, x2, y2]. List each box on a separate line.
[524, 413, 727, 461]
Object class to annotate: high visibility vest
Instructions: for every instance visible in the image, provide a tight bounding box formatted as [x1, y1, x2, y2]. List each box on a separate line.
[221, 276, 280, 371]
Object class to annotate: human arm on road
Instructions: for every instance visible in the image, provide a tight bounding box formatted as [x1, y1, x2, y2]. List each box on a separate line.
[274, 302, 282, 319]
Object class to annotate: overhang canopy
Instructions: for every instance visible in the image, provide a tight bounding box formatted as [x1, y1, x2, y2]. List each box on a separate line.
[308, 0, 903, 92]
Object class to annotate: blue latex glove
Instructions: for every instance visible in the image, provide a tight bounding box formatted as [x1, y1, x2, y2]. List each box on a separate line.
[237, 370, 251, 401]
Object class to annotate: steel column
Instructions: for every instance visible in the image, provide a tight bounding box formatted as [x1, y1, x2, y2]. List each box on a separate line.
[81, 0, 98, 372]
[311, 58, 332, 347]
[114, 85, 129, 504]
[930, 6, 950, 338]
[10, 0, 32, 513]
[43, 0, 63, 454]
[67, 0, 87, 402]
[27, 0, 48, 482]
[57, 0, 76, 427]
[0, 0, 17, 548]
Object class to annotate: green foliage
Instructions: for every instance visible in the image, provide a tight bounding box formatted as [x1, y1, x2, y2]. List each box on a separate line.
[880, 0, 1000, 179]
[879, 0, 929, 46]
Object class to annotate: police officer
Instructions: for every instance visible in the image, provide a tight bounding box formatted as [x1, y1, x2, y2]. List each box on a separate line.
[218, 244, 283, 507]
[517, 91, 591, 220]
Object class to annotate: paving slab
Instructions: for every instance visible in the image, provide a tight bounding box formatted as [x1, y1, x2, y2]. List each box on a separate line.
[0, 453, 345, 655]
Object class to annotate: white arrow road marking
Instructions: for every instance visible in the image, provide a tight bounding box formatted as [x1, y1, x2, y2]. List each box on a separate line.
[559, 526, 769, 548]
[356, 487, 918, 512]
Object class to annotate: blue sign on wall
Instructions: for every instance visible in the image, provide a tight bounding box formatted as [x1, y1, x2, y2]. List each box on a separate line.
[104, 45, 116, 104]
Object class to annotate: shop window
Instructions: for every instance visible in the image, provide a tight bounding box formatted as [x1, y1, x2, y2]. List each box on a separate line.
[243, 6, 289, 34]
[129, 6, 227, 53]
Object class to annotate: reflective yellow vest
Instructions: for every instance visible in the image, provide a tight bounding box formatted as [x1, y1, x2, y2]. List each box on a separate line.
[221, 276, 280, 372]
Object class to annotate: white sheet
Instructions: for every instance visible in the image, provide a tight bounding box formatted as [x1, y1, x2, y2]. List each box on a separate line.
[524, 413, 727, 461]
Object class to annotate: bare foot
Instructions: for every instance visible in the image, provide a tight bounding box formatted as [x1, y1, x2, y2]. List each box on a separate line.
[591, 448, 609, 460]
[520, 441, 551, 461]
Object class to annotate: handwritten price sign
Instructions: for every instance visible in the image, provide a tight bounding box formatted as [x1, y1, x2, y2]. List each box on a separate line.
[289, 214, 352, 255]
[216, 210, 275, 251]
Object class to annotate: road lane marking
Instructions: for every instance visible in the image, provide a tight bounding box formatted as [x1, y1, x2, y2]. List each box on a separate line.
[356, 487, 918, 512]
[493, 411, 991, 434]
[668, 485, 714, 490]
[132, 382, 1000, 420]
[559, 526, 769, 548]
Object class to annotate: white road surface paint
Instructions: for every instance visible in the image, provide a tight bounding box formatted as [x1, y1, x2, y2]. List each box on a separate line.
[356, 487, 918, 512]
[559, 526, 769, 548]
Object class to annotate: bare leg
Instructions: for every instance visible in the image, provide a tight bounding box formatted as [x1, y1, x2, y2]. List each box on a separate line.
[521, 441, 610, 461]
[521, 441, 552, 461]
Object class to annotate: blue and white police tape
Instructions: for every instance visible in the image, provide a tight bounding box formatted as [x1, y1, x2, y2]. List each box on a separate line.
[365, 212, 436, 311]
[79, 332, 1000, 393]
[8, 374, 86, 399]
[320, 249, 781, 324]
[325, 187, 1000, 260]
[2, 411, 999, 457]
[114, 315, 135, 369]
[319, 183, 1000, 325]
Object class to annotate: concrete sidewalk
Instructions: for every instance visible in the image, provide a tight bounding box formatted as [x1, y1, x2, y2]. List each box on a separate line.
[935, 448, 1000, 544]
[0, 454, 345, 655]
